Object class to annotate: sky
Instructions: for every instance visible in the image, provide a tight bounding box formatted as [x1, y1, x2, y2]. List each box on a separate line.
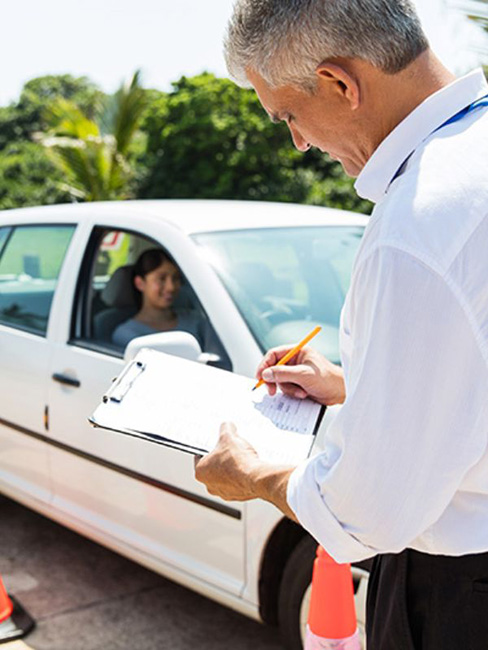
[0, 0, 487, 106]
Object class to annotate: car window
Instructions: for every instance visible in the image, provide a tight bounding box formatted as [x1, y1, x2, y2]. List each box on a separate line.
[0, 225, 75, 336]
[194, 226, 363, 364]
[73, 228, 232, 370]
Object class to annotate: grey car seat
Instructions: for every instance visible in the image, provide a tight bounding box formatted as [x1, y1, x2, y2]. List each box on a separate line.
[93, 265, 138, 342]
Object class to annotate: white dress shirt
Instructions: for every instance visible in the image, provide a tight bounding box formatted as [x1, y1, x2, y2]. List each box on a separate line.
[287, 69, 488, 563]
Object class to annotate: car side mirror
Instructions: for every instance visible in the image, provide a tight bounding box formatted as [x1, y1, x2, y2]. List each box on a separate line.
[124, 331, 206, 363]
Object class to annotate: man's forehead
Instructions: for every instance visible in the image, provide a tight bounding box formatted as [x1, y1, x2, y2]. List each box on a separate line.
[246, 68, 272, 101]
[246, 68, 293, 120]
[245, 67, 265, 88]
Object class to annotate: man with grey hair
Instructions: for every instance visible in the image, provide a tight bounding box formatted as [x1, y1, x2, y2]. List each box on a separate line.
[194, 1, 488, 647]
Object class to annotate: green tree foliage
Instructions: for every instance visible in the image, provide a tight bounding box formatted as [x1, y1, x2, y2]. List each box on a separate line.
[138, 73, 371, 213]
[0, 75, 102, 151]
[0, 75, 102, 210]
[0, 142, 71, 209]
[41, 71, 148, 201]
[139, 73, 304, 202]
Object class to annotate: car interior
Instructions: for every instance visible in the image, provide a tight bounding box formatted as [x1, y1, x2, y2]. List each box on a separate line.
[82, 229, 232, 370]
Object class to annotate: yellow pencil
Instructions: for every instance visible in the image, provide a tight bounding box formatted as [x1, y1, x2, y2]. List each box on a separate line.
[252, 325, 322, 391]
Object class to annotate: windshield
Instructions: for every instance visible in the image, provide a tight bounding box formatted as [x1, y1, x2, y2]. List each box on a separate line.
[194, 226, 364, 364]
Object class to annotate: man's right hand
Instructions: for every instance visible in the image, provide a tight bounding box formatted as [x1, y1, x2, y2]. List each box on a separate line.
[256, 346, 346, 406]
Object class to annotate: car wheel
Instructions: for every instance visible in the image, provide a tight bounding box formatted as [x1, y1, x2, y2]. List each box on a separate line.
[277, 535, 370, 650]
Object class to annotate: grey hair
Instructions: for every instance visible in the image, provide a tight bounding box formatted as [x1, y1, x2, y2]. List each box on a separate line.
[225, 0, 429, 91]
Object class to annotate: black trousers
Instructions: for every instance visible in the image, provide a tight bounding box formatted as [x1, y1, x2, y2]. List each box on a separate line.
[366, 549, 488, 650]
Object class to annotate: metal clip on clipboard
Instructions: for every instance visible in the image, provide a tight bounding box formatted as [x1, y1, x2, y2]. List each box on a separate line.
[103, 360, 146, 403]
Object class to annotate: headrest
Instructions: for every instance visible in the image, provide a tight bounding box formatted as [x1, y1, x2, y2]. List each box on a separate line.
[101, 265, 137, 309]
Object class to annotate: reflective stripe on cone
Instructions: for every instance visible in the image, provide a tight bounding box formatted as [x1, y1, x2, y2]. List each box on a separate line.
[305, 625, 361, 649]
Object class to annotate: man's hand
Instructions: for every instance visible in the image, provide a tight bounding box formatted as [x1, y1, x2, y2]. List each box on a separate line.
[194, 422, 298, 520]
[256, 345, 346, 405]
[194, 423, 261, 501]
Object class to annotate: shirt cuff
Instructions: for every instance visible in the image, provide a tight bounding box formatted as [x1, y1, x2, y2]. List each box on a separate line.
[287, 457, 376, 564]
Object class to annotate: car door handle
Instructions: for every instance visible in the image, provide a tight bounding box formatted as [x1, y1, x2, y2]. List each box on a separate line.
[52, 373, 81, 388]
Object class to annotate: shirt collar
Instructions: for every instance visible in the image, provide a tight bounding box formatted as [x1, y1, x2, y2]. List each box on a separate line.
[354, 68, 488, 204]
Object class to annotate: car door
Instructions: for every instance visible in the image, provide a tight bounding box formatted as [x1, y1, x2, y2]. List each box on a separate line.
[47, 222, 245, 595]
[0, 222, 76, 503]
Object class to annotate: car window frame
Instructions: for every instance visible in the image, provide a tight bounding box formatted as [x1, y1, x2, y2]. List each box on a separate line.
[69, 225, 233, 371]
[0, 226, 13, 259]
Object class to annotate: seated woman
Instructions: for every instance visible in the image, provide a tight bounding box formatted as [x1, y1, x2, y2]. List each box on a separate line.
[112, 248, 202, 348]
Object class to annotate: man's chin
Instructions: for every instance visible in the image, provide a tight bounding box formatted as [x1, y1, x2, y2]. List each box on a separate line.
[337, 157, 361, 178]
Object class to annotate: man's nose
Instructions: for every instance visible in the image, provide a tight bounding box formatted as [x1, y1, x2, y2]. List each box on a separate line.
[288, 123, 311, 152]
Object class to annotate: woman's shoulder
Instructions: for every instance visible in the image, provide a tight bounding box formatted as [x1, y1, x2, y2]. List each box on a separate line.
[112, 318, 155, 346]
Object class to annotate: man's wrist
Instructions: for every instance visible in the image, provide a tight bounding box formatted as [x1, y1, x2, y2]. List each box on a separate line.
[327, 365, 346, 405]
[248, 462, 298, 521]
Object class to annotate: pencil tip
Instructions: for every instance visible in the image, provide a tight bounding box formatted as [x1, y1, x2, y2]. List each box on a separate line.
[251, 386, 256, 392]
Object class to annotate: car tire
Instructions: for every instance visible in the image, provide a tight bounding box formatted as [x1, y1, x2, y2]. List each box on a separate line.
[277, 535, 370, 650]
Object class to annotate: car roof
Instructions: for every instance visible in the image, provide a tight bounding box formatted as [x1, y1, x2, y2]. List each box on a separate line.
[1, 199, 369, 234]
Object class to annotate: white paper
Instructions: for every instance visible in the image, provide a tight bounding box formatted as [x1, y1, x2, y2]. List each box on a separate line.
[90, 348, 324, 465]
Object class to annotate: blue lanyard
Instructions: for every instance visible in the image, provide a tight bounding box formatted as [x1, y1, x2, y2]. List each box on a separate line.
[432, 94, 488, 135]
[391, 94, 488, 185]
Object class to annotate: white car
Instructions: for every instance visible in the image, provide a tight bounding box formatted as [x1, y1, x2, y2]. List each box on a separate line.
[0, 200, 370, 649]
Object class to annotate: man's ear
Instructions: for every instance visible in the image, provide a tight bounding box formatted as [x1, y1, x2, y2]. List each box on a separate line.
[315, 62, 360, 110]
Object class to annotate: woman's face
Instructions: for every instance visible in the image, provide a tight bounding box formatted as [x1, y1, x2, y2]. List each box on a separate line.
[135, 260, 182, 309]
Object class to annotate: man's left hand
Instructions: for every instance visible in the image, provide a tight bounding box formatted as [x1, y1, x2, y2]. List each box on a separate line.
[194, 422, 298, 521]
[194, 422, 262, 501]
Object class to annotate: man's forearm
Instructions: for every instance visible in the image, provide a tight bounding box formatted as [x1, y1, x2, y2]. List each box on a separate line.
[250, 463, 298, 522]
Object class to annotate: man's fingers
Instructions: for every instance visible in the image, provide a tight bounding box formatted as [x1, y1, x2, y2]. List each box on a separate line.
[256, 354, 279, 380]
[194, 423, 237, 477]
[218, 422, 257, 455]
[219, 421, 237, 436]
[194, 454, 206, 482]
[261, 366, 310, 400]
[217, 422, 239, 448]
[277, 383, 308, 400]
[255, 346, 296, 379]
[267, 382, 277, 397]
[262, 364, 308, 386]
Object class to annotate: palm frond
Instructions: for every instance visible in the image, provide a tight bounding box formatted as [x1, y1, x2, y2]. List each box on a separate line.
[40, 71, 144, 201]
[44, 98, 100, 139]
[102, 70, 148, 156]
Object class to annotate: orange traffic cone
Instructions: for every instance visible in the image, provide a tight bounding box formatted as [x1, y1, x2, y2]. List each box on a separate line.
[305, 546, 361, 650]
[0, 575, 35, 644]
[0, 578, 12, 624]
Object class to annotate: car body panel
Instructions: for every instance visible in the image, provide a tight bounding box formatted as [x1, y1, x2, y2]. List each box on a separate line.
[0, 324, 52, 503]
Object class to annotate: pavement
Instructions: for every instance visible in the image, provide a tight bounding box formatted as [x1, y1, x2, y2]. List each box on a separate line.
[0, 495, 283, 650]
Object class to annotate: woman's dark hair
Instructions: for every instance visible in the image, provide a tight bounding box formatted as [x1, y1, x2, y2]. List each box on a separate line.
[133, 248, 178, 279]
[132, 248, 180, 307]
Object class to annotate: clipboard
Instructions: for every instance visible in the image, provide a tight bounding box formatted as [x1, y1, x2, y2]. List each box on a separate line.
[102, 359, 146, 403]
[90, 348, 326, 464]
